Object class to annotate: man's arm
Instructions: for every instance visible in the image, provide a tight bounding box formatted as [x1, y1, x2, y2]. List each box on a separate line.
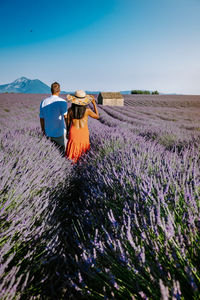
[64, 114, 68, 132]
[40, 118, 45, 136]
[64, 109, 71, 138]
[39, 100, 46, 136]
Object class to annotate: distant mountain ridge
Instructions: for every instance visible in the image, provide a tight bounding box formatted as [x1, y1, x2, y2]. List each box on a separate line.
[0, 77, 102, 94]
[0, 77, 168, 95]
[0, 77, 125, 94]
[0, 77, 52, 94]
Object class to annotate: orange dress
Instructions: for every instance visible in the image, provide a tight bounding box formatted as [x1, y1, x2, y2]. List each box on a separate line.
[65, 123, 90, 163]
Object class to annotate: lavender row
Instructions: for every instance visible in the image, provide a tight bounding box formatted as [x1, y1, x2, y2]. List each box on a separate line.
[98, 105, 200, 152]
[78, 125, 200, 298]
[38, 118, 200, 299]
[0, 94, 200, 299]
[0, 126, 73, 299]
[124, 94, 200, 108]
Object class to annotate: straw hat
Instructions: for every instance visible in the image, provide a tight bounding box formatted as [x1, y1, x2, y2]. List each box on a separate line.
[66, 90, 94, 106]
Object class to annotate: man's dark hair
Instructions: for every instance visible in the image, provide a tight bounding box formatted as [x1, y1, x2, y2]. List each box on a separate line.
[71, 103, 86, 119]
[51, 82, 60, 94]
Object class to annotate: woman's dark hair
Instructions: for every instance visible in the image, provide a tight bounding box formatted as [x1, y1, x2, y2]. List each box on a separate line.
[71, 103, 86, 119]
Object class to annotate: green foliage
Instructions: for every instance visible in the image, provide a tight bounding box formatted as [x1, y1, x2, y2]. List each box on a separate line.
[131, 90, 151, 94]
[131, 90, 159, 95]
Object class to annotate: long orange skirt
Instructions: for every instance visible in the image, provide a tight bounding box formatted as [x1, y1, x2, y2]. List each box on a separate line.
[65, 125, 90, 163]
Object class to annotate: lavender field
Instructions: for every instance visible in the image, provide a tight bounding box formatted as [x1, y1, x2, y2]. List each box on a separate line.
[0, 93, 200, 299]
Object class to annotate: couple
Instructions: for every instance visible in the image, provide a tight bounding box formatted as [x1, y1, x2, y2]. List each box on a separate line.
[39, 82, 99, 162]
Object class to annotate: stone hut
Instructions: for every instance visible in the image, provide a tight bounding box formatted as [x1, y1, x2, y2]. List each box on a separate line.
[97, 92, 124, 106]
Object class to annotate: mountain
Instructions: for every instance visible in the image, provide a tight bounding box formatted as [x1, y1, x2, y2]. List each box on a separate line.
[85, 91, 100, 94]
[120, 90, 132, 94]
[0, 77, 52, 94]
[0, 77, 68, 94]
[86, 90, 131, 94]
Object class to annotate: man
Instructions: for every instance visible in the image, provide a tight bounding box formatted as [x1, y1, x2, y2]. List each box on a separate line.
[39, 82, 68, 154]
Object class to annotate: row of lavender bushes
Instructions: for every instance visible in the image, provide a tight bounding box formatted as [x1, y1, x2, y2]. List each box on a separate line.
[98, 105, 200, 153]
[34, 118, 200, 299]
[0, 124, 73, 299]
[1, 96, 200, 299]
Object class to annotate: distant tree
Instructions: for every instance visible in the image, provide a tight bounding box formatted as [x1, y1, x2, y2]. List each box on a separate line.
[152, 90, 159, 95]
[131, 90, 138, 94]
[131, 90, 151, 94]
[144, 90, 151, 94]
[131, 90, 139, 94]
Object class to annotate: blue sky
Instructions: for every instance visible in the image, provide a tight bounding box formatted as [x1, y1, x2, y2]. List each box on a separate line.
[0, 0, 200, 94]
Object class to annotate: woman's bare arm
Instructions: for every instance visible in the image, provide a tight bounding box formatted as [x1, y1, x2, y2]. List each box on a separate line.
[88, 98, 99, 119]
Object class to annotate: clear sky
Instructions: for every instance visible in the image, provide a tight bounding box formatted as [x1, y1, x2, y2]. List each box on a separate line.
[0, 0, 200, 94]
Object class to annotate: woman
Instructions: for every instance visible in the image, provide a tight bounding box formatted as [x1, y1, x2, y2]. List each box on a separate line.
[65, 90, 99, 163]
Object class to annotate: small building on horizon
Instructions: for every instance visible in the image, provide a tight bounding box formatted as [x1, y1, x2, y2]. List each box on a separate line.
[97, 92, 124, 106]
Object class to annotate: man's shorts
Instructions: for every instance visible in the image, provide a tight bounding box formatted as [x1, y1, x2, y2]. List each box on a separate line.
[50, 129, 67, 154]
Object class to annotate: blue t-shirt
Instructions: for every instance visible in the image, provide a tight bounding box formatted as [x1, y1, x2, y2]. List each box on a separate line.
[39, 95, 67, 137]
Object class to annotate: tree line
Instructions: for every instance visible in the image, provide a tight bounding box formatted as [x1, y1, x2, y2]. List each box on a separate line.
[131, 90, 159, 95]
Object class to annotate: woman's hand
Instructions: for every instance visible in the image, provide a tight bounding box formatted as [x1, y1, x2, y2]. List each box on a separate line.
[88, 96, 99, 119]
[91, 97, 96, 105]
